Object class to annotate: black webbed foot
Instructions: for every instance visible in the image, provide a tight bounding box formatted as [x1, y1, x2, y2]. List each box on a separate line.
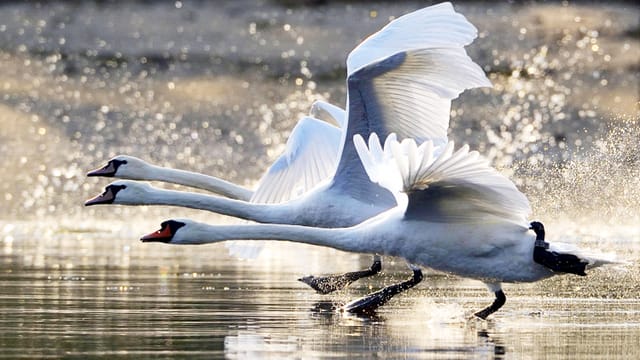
[342, 266, 423, 315]
[299, 255, 382, 294]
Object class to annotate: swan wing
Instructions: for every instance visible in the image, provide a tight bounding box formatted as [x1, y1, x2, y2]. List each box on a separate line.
[226, 116, 341, 259]
[347, 2, 479, 75]
[356, 133, 531, 225]
[353, 132, 403, 202]
[250, 116, 341, 204]
[309, 100, 347, 129]
[334, 3, 491, 194]
[402, 139, 530, 225]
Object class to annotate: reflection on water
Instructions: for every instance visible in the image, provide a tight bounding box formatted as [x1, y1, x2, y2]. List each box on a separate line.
[1, 231, 639, 358]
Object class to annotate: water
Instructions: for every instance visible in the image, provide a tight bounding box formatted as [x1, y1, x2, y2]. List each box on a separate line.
[2, 232, 640, 359]
[0, 1, 639, 358]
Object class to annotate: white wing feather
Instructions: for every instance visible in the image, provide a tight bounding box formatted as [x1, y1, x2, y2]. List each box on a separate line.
[353, 133, 401, 200]
[347, 2, 478, 75]
[251, 116, 341, 203]
[356, 133, 531, 225]
[353, 47, 492, 146]
[226, 116, 342, 259]
[335, 3, 492, 191]
[309, 100, 347, 129]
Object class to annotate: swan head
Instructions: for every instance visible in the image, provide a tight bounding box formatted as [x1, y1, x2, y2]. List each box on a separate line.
[140, 219, 189, 243]
[84, 180, 154, 206]
[87, 155, 151, 179]
[529, 221, 545, 240]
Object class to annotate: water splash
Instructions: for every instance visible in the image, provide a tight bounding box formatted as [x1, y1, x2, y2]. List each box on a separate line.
[515, 117, 640, 227]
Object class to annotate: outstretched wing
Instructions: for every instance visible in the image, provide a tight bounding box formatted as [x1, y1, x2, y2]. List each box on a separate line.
[333, 2, 491, 195]
[226, 115, 342, 259]
[347, 3, 479, 75]
[355, 133, 531, 225]
[250, 116, 342, 204]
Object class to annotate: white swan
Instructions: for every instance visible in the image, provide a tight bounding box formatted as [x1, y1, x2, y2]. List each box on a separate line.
[87, 100, 345, 204]
[87, 2, 491, 291]
[140, 134, 616, 318]
[88, 102, 345, 260]
[88, 154, 254, 201]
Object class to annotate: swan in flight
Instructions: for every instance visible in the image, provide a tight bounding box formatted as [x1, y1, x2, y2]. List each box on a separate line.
[88, 100, 354, 268]
[86, 102, 384, 282]
[140, 134, 616, 318]
[87, 100, 345, 203]
[87, 2, 491, 291]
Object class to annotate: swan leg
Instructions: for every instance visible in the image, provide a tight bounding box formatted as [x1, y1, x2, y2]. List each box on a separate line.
[342, 264, 423, 315]
[298, 255, 382, 294]
[474, 290, 506, 320]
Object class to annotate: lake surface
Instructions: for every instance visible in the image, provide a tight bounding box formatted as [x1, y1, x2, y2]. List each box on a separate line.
[1, 224, 639, 359]
[0, 1, 638, 358]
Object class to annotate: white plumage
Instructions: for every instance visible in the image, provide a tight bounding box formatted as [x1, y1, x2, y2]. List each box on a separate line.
[141, 134, 617, 318]
[88, 2, 491, 236]
[355, 133, 530, 225]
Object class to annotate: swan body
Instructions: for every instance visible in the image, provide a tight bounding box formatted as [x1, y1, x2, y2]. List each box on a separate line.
[143, 216, 553, 284]
[141, 134, 615, 317]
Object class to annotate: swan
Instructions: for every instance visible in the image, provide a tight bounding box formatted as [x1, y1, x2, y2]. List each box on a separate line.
[139, 133, 616, 318]
[88, 101, 351, 265]
[86, 3, 491, 291]
[87, 100, 345, 203]
[88, 154, 254, 201]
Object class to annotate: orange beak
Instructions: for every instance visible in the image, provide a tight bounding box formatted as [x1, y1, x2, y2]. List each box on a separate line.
[140, 225, 174, 243]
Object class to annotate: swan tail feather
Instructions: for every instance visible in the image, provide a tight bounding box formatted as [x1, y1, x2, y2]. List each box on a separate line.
[547, 242, 626, 272]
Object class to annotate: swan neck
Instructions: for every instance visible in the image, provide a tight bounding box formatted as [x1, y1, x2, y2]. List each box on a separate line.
[137, 187, 285, 224]
[148, 165, 253, 201]
[185, 223, 366, 253]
